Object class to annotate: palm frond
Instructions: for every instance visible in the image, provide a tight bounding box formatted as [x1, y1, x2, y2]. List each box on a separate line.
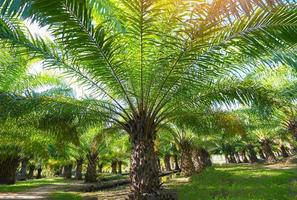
[25, 0, 135, 111]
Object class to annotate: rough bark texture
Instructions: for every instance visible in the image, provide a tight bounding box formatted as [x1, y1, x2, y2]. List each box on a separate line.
[85, 152, 98, 183]
[247, 145, 258, 163]
[228, 153, 237, 163]
[126, 113, 177, 200]
[36, 166, 42, 179]
[261, 140, 276, 163]
[128, 119, 161, 200]
[173, 155, 180, 170]
[289, 147, 297, 155]
[117, 160, 122, 174]
[75, 159, 83, 180]
[198, 148, 212, 168]
[280, 145, 289, 158]
[0, 155, 20, 184]
[111, 160, 117, 174]
[63, 164, 73, 179]
[258, 148, 266, 160]
[287, 120, 297, 141]
[192, 148, 203, 173]
[164, 154, 171, 171]
[241, 151, 249, 163]
[235, 153, 242, 163]
[27, 164, 35, 179]
[180, 141, 195, 177]
[18, 158, 28, 181]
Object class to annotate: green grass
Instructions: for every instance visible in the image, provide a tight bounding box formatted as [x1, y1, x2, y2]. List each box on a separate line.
[175, 165, 297, 200]
[0, 178, 66, 192]
[97, 173, 128, 181]
[49, 192, 82, 200]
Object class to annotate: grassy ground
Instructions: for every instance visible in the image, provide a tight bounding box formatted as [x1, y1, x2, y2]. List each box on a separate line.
[174, 164, 297, 200]
[49, 192, 82, 200]
[1, 164, 296, 200]
[0, 178, 66, 192]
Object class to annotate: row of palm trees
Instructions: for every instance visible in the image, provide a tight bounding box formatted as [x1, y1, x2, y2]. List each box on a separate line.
[1, 0, 297, 199]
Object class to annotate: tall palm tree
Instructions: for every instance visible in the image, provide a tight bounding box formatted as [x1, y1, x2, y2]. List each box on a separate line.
[82, 126, 109, 182]
[1, 0, 297, 198]
[0, 47, 72, 184]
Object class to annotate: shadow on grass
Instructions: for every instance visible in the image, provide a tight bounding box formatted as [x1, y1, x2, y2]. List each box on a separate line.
[175, 165, 297, 200]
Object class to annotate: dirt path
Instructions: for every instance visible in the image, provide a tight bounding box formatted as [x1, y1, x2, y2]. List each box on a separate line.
[0, 184, 67, 199]
[264, 155, 297, 169]
[80, 186, 130, 200]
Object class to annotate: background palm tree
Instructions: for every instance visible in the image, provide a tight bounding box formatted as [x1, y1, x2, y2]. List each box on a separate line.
[0, 47, 72, 184]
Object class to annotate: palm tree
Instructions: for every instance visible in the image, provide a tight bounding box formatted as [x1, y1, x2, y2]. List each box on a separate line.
[83, 126, 108, 182]
[1, 0, 297, 198]
[0, 145, 20, 184]
[107, 134, 130, 174]
[170, 108, 247, 174]
[171, 127, 196, 176]
[0, 48, 71, 184]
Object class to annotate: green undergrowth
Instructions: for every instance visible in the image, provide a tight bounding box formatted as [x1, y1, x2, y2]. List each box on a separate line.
[49, 192, 82, 200]
[175, 164, 297, 200]
[0, 178, 66, 192]
[97, 173, 128, 181]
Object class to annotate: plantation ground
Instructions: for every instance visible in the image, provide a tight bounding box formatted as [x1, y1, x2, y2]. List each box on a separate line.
[174, 164, 297, 200]
[0, 163, 296, 200]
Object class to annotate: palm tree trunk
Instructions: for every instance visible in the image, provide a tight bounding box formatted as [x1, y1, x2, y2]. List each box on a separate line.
[280, 145, 289, 158]
[164, 154, 171, 172]
[111, 160, 117, 174]
[128, 124, 160, 200]
[225, 154, 230, 163]
[291, 126, 297, 141]
[235, 153, 242, 163]
[85, 152, 98, 183]
[63, 164, 73, 179]
[199, 148, 212, 168]
[247, 145, 258, 163]
[58, 165, 63, 177]
[229, 153, 237, 163]
[241, 150, 249, 163]
[18, 158, 28, 181]
[192, 148, 202, 173]
[0, 155, 20, 184]
[289, 148, 296, 155]
[180, 142, 195, 177]
[36, 165, 42, 179]
[258, 148, 266, 160]
[261, 140, 276, 163]
[173, 155, 180, 170]
[27, 164, 35, 179]
[117, 160, 122, 174]
[75, 159, 83, 180]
